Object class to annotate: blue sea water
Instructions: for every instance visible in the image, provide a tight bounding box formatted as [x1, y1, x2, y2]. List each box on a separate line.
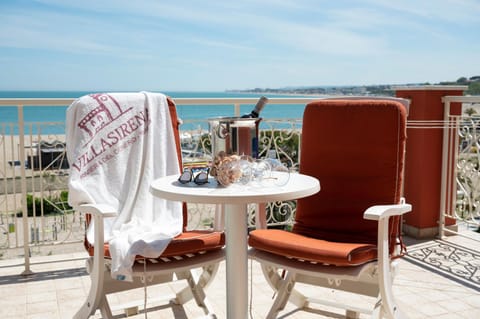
[0, 91, 314, 133]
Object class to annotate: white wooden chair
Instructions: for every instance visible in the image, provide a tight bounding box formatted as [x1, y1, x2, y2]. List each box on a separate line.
[66, 92, 224, 318]
[249, 99, 411, 318]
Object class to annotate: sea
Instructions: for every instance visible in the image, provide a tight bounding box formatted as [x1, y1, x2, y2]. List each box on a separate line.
[0, 91, 318, 134]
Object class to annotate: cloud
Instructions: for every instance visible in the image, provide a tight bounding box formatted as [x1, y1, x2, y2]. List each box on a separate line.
[0, 1, 409, 59]
[0, 7, 171, 59]
[366, 0, 480, 24]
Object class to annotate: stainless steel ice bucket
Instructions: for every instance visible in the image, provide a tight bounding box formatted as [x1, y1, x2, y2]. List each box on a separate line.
[208, 117, 261, 159]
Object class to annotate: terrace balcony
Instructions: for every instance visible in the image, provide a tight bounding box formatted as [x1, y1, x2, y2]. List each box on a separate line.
[0, 87, 479, 318]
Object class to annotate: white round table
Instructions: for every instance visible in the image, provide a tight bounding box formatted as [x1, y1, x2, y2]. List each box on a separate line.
[150, 172, 320, 319]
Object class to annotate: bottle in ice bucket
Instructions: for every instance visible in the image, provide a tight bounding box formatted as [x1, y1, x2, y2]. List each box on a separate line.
[238, 96, 267, 157]
[241, 96, 268, 118]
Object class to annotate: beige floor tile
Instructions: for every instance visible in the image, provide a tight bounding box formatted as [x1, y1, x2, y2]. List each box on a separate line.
[0, 304, 27, 319]
[26, 279, 56, 294]
[54, 275, 84, 290]
[26, 299, 58, 315]
[457, 308, 480, 318]
[0, 287, 27, 305]
[441, 298, 475, 313]
[27, 290, 57, 304]
[27, 312, 59, 319]
[463, 293, 480, 308]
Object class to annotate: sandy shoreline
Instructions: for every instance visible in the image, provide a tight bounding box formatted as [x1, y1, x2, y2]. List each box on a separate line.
[0, 134, 68, 214]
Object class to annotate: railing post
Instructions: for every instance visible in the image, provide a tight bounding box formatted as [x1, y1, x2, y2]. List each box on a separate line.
[17, 105, 33, 275]
[395, 86, 467, 238]
[234, 103, 241, 117]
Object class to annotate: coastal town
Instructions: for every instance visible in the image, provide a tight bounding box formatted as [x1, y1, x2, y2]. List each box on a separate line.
[230, 75, 480, 96]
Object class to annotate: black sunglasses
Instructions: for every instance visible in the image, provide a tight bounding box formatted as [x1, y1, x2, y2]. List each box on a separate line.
[178, 168, 209, 185]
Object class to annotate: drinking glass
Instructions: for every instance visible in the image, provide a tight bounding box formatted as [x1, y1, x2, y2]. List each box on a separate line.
[236, 155, 253, 185]
[264, 158, 290, 186]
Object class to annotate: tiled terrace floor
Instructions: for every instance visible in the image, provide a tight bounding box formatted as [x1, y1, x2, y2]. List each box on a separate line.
[0, 232, 479, 319]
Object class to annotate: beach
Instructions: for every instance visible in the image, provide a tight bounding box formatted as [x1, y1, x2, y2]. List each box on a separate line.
[1, 133, 68, 215]
[1, 134, 66, 177]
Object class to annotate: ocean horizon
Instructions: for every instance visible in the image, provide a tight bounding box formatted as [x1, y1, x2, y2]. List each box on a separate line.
[0, 90, 316, 134]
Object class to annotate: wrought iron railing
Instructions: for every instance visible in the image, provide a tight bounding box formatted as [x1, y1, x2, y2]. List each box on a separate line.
[0, 97, 317, 273]
[440, 95, 480, 237]
[3, 95, 480, 272]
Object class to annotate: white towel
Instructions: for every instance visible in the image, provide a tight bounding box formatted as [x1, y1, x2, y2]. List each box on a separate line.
[66, 92, 182, 281]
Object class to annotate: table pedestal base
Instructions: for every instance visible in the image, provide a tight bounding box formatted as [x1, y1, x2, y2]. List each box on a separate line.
[225, 203, 248, 319]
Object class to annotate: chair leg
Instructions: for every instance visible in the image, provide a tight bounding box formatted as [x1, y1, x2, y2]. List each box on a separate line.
[174, 268, 216, 316]
[173, 263, 218, 301]
[371, 297, 409, 319]
[377, 264, 408, 319]
[266, 271, 296, 319]
[99, 295, 113, 319]
[375, 219, 409, 319]
[370, 297, 382, 319]
[197, 263, 220, 289]
[74, 257, 111, 319]
[261, 265, 307, 309]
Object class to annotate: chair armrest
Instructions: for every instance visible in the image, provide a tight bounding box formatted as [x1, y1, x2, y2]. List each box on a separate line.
[364, 201, 411, 258]
[76, 203, 118, 218]
[76, 204, 117, 250]
[77, 204, 117, 273]
[363, 202, 411, 221]
[363, 199, 412, 316]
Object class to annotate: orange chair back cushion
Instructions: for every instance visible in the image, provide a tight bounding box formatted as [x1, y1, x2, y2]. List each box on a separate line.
[293, 100, 407, 249]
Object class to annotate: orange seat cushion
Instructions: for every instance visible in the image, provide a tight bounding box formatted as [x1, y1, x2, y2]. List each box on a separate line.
[86, 230, 225, 259]
[249, 229, 377, 266]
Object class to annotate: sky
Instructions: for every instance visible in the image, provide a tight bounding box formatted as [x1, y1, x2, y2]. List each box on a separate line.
[0, 0, 479, 91]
